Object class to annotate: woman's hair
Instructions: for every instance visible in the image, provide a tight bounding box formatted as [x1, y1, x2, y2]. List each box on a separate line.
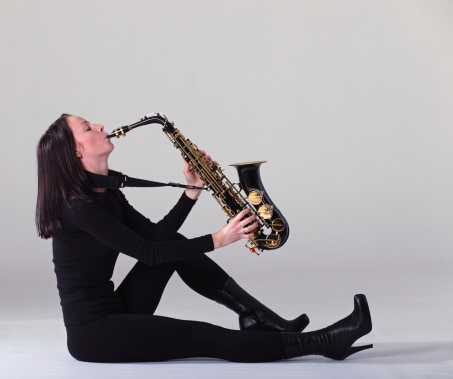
[36, 114, 97, 239]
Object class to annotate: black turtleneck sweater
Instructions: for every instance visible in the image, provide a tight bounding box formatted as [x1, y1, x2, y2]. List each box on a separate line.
[52, 175, 214, 327]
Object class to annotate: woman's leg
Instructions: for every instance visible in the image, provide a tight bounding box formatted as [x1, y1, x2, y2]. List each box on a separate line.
[115, 232, 229, 314]
[67, 314, 286, 363]
[115, 260, 176, 314]
[114, 253, 230, 314]
[174, 252, 309, 332]
[174, 253, 230, 299]
[116, 233, 308, 331]
[66, 294, 372, 363]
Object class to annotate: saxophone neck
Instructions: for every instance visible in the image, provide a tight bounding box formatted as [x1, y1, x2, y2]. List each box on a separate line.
[107, 113, 174, 138]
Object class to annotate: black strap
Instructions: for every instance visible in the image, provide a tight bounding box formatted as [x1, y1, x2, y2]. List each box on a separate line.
[85, 170, 207, 191]
[85, 170, 209, 191]
[121, 175, 207, 191]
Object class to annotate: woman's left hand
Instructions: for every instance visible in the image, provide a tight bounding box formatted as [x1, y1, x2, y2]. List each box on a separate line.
[183, 151, 216, 200]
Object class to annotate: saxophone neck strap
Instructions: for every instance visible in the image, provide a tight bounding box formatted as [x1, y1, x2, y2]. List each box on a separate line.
[85, 170, 207, 191]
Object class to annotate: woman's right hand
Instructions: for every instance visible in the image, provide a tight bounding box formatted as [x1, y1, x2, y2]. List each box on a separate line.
[211, 209, 258, 249]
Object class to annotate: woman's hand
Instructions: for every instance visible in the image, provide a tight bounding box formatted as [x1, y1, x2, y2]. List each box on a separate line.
[183, 150, 217, 200]
[212, 209, 258, 249]
[183, 159, 203, 200]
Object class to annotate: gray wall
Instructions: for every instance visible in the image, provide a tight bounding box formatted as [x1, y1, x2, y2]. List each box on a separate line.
[1, 0, 452, 323]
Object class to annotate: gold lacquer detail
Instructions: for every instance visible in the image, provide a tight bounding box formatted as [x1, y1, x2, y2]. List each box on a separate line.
[258, 204, 273, 219]
[246, 240, 261, 255]
[230, 161, 267, 166]
[113, 127, 128, 138]
[272, 218, 285, 232]
[248, 188, 263, 205]
[265, 233, 281, 248]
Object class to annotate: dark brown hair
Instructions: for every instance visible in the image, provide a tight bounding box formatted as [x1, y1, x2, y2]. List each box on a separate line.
[36, 114, 98, 239]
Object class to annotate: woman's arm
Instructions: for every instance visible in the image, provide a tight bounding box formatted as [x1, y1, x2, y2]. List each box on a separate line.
[72, 199, 213, 266]
[120, 153, 210, 240]
[120, 191, 198, 241]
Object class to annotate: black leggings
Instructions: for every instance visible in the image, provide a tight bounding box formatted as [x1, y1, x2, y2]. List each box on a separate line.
[66, 253, 286, 363]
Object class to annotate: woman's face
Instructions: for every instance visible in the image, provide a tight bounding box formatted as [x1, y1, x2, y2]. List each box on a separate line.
[67, 116, 114, 161]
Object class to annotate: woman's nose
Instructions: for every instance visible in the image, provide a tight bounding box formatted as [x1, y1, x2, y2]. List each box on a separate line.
[95, 124, 104, 132]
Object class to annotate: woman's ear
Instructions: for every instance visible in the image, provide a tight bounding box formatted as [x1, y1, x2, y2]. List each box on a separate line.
[75, 141, 84, 158]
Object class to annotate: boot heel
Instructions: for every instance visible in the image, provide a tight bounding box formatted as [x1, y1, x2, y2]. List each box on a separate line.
[282, 295, 373, 360]
[343, 344, 373, 359]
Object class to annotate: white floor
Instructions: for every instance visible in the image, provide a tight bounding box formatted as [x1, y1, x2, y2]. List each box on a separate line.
[1, 265, 452, 379]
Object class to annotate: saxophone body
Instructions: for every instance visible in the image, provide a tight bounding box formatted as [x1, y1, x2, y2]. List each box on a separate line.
[108, 113, 289, 255]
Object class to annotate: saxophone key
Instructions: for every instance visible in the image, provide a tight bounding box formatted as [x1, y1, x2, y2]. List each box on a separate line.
[257, 204, 273, 219]
[265, 233, 281, 248]
[248, 188, 263, 205]
[271, 218, 285, 232]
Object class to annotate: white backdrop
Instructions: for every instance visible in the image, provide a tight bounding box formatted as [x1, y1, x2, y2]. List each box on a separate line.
[0, 1, 452, 375]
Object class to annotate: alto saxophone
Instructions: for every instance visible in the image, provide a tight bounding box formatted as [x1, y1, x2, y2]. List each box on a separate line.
[108, 113, 289, 255]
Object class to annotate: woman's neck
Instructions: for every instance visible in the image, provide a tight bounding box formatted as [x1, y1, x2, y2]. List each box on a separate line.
[83, 160, 109, 176]
[82, 160, 109, 192]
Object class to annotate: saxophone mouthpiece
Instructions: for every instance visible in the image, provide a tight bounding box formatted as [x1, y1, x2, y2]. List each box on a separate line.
[107, 125, 132, 139]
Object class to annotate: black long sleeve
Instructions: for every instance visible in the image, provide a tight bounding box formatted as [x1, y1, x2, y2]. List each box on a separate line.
[52, 190, 214, 326]
[119, 191, 200, 242]
[70, 192, 213, 266]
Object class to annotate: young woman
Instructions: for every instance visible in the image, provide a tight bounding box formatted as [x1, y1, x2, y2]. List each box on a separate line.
[36, 114, 373, 363]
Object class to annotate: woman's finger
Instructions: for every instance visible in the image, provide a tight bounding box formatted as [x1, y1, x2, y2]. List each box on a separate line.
[242, 221, 258, 234]
[182, 158, 191, 169]
[239, 215, 256, 228]
[232, 209, 250, 223]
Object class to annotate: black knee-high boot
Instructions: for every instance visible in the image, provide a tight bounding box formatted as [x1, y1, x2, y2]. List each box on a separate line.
[282, 294, 373, 360]
[214, 277, 310, 332]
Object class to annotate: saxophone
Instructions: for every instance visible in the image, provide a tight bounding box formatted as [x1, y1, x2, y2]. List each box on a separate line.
[107, 113, 289, 255]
